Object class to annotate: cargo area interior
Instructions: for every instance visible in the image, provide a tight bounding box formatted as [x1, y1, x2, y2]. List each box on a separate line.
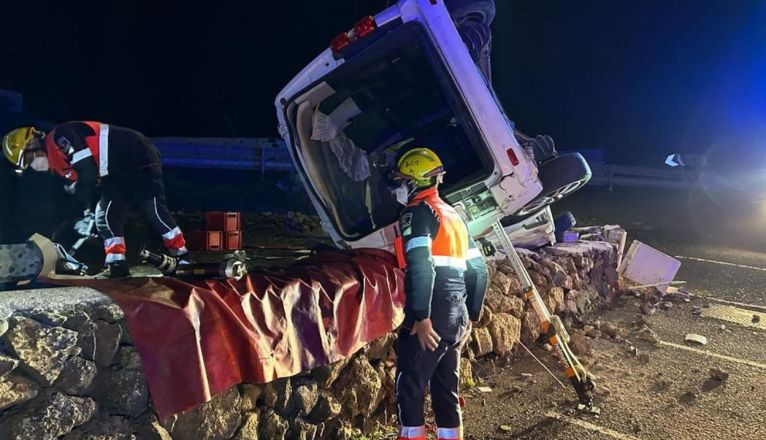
[287, 23, 492, 240]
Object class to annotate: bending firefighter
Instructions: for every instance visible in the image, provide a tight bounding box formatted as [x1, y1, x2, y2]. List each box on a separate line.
[393, 147, 489, 440]
[3, 122, 188, 277]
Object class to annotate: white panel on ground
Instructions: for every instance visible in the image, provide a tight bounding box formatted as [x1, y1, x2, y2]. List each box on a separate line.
[618, 240, 681, 293]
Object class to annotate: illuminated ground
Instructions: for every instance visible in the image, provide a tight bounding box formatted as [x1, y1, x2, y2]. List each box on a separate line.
[458, 186, 766, 439]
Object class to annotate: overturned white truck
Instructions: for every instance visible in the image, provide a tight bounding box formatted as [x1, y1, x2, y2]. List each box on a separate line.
[275, 0, 591, 251]
[275, 0, 598, 411]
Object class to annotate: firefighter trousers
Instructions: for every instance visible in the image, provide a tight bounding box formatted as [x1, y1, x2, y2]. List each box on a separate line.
[94, 165, 185, 262]
[396, 327, 462, 430]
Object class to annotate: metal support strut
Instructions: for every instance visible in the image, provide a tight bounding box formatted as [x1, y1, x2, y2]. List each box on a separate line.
[491, 221, 598, 412]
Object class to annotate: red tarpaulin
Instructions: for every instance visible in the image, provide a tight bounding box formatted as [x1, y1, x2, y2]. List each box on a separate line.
[53, 248, 404, 418]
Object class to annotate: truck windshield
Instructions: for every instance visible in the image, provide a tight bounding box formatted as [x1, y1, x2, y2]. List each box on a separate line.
[285, 22, 492, 240]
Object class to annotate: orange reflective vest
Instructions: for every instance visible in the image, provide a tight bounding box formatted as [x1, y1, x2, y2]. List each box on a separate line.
[395, 186, 469, 268]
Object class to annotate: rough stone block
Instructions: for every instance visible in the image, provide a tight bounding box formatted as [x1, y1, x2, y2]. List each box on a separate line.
[293, 382, 319, 416]
[116, 346, 142, 370]
[53, 356, 97, 395]
[233, 412, 259, 440]
[548, 287, 565, 314]
[308, 391, 342, 422]
[27, 310, 68, 327]
[6, 392, 96, 440]
[471, 327, 493, 357]
[491, 270, 512, 295]
[94, 320, 122, 367]
[0, 353, 19, 377]
[507, 296, 525, 318]
[62, 414, 136, 440]
[240, 383, 263, 412]
[263, 377, 293, 415]
[90, 303, 125, 323]
[334, 355, 382, 418]
[483, 285, 509, 313]
[290, 418, 319, 440]
[365, 333, 396, 361]
[5, 316, 80, 384]
[131, 412, 173, 440]
[259, 408, 289, 440]
[91, 368, 149, 418]
[488, 313, 521, 354]
[521, 311, 542, 346]
[63, 311, 97, 361]
[170, 386, 242, 440]
[311, 358, 349, 389]
[0, 373, 38, 411]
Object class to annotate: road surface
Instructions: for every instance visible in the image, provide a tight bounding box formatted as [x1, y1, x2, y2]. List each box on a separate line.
[460, 187, 766, 439]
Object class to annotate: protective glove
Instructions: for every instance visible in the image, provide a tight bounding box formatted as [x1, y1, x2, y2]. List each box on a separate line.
[73, 210, 95, 237]
[64, 182, 77, 195]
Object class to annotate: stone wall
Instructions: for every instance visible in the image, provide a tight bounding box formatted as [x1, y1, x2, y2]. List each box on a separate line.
[0, 240, 619, 440]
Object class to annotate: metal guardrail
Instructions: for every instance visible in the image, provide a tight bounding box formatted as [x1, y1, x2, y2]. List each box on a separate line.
[152, 140, 699, 190]
[152, 137, 294, 177]
[588, 163, 697, 190]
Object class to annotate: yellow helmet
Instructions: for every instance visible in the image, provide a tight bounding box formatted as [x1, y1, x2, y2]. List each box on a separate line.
[3, 127, 41, 169]
[396, 147, 445, 187]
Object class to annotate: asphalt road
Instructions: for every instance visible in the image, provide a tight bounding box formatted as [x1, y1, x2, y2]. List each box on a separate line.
[459, 186, 766, 439]
[556, 186, 766, 307]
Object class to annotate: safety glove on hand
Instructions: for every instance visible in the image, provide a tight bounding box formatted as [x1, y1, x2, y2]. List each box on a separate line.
[73, 209, 95, 237]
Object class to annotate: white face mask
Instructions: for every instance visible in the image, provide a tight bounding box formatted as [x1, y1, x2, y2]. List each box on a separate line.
[393, 184, 409, 206]
[29, 156, 49, 172]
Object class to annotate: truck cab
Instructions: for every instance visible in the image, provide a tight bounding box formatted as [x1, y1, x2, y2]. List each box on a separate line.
[275, 0, 585, 251]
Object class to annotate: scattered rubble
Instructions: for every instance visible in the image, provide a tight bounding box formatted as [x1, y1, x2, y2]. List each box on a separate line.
[679, 390, 698, 405]
[637, 326, 660, 345]
[709, 368, 729, 382]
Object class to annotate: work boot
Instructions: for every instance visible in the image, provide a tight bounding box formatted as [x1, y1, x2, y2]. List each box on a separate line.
[95, 260, 130, 279]
[175, 251, 194, 266]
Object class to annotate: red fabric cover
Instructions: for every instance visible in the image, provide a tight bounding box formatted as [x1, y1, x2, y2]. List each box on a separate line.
[54, 248, 404, 418]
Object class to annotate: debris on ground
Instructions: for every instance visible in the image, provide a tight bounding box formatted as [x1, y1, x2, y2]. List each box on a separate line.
[637, 325, 660, 345]
[640, 303, 657, 315]
[679, 390, 698, 404]
[685, 334, 708, 345]
[476, 386, 493, 393]
[709, 368, 729, 382]
[619, 240, 682, 294]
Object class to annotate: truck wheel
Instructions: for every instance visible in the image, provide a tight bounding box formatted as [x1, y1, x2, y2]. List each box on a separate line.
[504, 153, 591, 224]
[445, 0, 496, 80]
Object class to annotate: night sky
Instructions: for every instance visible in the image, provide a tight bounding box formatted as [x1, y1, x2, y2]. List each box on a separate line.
[2, 0, 765, 167]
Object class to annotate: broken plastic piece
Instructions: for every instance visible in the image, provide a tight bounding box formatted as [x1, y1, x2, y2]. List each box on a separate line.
[619, 240, 681, 294]
[685, 334, 708, 345]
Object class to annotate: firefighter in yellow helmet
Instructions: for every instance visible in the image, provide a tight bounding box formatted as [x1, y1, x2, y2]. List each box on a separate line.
[393, 147, 488, 440]
[3, 122, 188, 278]
[2, 127, 46, 170]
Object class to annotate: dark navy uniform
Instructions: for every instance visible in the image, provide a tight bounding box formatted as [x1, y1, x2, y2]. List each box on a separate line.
[43, 121, 186, 264]
[395, 185, 488, 439]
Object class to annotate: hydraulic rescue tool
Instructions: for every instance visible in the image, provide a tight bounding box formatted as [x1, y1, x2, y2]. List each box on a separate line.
[491, 221, 599, 413]
[140, 249, 248, 280]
